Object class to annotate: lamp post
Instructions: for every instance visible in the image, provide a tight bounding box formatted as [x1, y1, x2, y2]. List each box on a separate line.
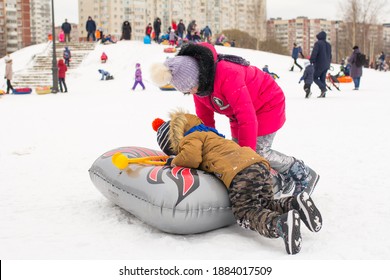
[51, 0, 59, 93]
[335, 21, 339, 64]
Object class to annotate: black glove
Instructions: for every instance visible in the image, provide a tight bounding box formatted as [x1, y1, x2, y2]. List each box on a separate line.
[165, 156, 175, 166]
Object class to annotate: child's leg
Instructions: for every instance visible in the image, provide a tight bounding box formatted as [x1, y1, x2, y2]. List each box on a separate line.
[132, 81, 139, 90]
[229, 163, 291, 237]
[58, 78, 64, 92]
[63, 79, 68, 92]
[229, 163, 302, 254]
[139, 81, 145, 89]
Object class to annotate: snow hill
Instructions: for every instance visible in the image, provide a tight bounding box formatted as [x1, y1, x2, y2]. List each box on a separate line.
[1, 41, 390, 260]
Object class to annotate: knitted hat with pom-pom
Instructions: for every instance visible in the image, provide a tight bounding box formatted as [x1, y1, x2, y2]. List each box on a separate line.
[152, 118, 174, 156]
[150, 56, 199, 92]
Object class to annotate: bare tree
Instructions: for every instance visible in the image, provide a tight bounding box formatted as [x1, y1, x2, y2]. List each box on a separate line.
[340, 0, 387, 64]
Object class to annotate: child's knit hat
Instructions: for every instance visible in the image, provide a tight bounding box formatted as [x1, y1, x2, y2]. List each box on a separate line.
[150, 56, 199, 92]
[152, 118, 174, 156]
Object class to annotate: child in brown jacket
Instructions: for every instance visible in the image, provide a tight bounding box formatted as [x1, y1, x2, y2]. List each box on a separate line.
[152, 109, 322, 255]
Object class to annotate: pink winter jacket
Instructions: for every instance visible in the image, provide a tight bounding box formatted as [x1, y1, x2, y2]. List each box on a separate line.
[193, 43, 286, 151]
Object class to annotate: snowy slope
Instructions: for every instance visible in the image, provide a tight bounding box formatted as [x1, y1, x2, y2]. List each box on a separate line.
[1, 41, 390, 260]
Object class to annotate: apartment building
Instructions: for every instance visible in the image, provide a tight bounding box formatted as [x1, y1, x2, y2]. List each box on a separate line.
[267, 16, 390, 65]
[78, 0, 267, 41]
[0, 0, 31, 56]
[30, 0, 51, 44]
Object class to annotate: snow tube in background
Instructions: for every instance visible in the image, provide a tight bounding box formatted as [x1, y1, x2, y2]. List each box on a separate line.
[88, 146, 236, 234]
[35, 86, 51, 95]
[13, 87, 32, 94]
[143, 36, 151, 44]
[337, 76, 353, 83]
[163, 47, 176, 53]
[159, 84, 176, 91]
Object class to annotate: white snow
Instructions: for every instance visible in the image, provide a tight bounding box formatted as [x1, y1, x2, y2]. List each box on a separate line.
[1, 41, 390, 262]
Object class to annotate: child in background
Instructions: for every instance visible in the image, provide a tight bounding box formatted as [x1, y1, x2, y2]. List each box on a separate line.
[101, 52, 108, 63]
[299, 61, 314, 98]
[262, 65, 280, 79]
[153, 109, 322, 255]
[57, 59, 68, 92]
[132, 63, 145, 90]
[63, 46, 71, 67]
[169, 28, 176, 46]
[98, 69, 113, 80]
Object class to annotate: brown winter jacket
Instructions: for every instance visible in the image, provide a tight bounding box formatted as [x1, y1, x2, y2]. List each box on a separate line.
[169, 110, 270, 187]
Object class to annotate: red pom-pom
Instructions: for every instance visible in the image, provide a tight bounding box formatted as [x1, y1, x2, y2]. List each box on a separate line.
[152, 118, 165, 131]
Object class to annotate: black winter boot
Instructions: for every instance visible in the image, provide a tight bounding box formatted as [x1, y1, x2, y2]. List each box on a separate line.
[292, 192, 322, 232]
[276, 210, 302, 255]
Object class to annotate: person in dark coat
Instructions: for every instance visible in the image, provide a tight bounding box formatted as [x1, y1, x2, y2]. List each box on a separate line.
[121, 21, 132, 40]
[290, 43, 304, 71]
[177, 19, 186, 39]
[61, 19, 72, 42]
[348, 46, 363, 90]
[153, 18, 161, 43]
[310, 31, 332, 98]
[299, 62, 314, 98]
[86, 16, 96, 41]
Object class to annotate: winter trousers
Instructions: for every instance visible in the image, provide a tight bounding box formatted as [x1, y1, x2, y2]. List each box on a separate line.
[353, 77, 361, 89]
[6, 79, 14, 94]
[304, 83, 311, 96]
[59, 78, 67, 92]
[313, 69, 328, 92]
[228, 163, 294, 238]
[132, 80, 145, 90]
[290, 58, 302, 71]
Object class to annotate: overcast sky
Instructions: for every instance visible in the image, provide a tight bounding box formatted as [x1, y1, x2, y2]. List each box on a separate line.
[54, 0, 390, 26]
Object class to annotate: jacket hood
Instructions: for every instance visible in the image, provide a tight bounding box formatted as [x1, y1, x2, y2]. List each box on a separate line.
[177, 43, 216, 96]
[168, 109, 203, 154]
[316, 31, 327, 40]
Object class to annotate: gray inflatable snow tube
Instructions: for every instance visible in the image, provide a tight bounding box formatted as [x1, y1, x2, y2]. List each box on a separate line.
[88, 146, 236, 234]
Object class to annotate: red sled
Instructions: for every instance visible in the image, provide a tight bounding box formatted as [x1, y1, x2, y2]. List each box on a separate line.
[13, 87, 32, 94]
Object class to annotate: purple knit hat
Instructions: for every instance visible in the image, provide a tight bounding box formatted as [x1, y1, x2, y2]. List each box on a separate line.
[164, 56, 199, 92]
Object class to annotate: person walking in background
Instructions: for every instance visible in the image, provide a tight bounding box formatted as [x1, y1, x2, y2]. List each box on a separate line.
[201, 25, 212, 43]
[4, 55, 14, 94]
[57, 59, 68, 93]
[61, 19, 72, 42]
[150, 43, 320, 196]
[290, 43, 304, 72]
[310, 31, 332, 98]
[177, 19, 186, 39]
[153, 17, 162, 43]
[348, 46, 363, 90]
[63, 46, 71, 67]
[86, 16, 96, 41]
[132, 63, 145, 91]
[121, 21, 132, 40]
[299, 61, 314, 98]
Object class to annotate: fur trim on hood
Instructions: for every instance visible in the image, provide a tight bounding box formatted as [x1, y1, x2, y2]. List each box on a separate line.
[168, 109, 203, 154]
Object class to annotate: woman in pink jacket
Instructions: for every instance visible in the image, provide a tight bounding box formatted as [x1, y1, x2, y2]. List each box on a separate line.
[151, 43, 319, 195]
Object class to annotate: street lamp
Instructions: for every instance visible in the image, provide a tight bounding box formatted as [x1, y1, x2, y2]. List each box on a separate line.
[335, 21, 339, 64]
[51, 0, 59, 93]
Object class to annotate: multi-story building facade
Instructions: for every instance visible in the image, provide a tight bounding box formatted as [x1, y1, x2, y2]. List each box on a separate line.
[78, 0, 267, 41]
[30, 0, 51, 44]
[0, 0, 31, 56]
[267, 16, 388, 64]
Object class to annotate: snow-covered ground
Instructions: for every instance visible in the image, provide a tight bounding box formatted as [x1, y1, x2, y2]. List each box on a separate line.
[1, 41, 390, 267]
